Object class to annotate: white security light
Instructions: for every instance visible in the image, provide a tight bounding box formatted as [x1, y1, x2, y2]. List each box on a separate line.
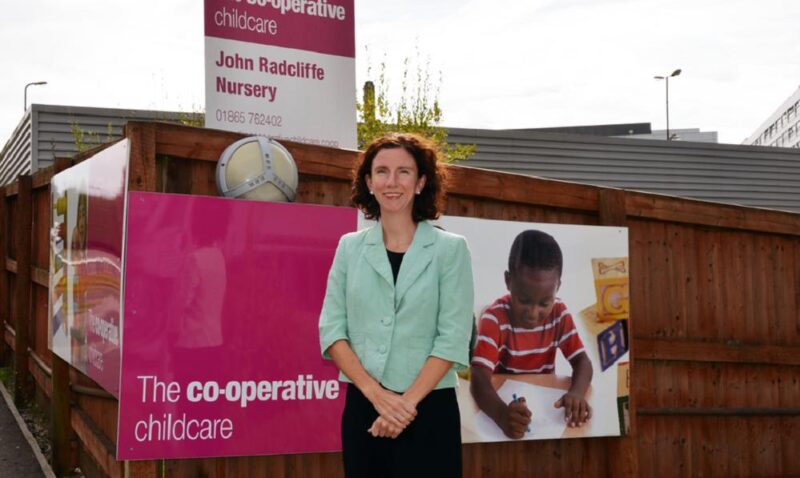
[216, 136, 299, 202]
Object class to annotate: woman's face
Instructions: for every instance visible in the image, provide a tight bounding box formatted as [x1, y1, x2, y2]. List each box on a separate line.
[366, 147, 426, 219]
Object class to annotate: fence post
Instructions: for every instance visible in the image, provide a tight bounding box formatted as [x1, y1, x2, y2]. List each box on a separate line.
[51, 158, 74, 476]
[123, 123, 161, 477]
[0, 187, 7, 365]
[14, 174, 33, 406]
[127, 122, 158, 193]
[598, 188, 640, 477]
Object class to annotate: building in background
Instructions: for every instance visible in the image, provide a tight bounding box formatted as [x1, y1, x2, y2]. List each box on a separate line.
[447, 126, 800, 213]
[613, 128, 718, 143]
[744, 85, 800, 149]
[2, 106, 797, 213]
[505, 123, 718, 143]
[0, 104, 200, 186]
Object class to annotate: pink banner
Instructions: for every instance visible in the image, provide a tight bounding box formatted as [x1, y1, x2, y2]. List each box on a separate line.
[49, 140, 128, 397]
[117, 192, 356, 460]
[205, 0, 355, 58]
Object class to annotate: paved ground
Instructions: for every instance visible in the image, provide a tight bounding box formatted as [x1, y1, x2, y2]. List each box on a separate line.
[0, 382, 49, 477]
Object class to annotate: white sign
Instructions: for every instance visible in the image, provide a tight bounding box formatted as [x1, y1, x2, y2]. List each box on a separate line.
[204, 0, 356, 149]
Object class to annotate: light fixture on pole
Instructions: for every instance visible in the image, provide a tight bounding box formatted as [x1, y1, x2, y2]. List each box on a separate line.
[654, 69, 681, 141]
[24, 81, 48, 112]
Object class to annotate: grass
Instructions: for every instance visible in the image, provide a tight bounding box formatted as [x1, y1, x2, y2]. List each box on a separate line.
[0, 366, 12, 390]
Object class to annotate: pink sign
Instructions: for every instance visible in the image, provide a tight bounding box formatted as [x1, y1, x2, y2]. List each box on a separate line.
[49, 140, 128, 397]
[203, 0, 357, 148]
[204, 0, 355, 57]
[117, 192, 356, 460]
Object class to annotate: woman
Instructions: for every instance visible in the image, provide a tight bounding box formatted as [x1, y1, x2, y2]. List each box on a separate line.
[319, 133, 474, 477]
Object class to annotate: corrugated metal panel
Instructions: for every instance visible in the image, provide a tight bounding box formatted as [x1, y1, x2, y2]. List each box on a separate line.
[0, 104, 203, 186]
[0, 110, 33, 185]
[33, 104, 202, 170]
[447, 127, 800, 213]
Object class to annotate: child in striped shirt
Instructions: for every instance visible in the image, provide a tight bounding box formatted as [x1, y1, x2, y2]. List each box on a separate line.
[470, 230, 593, 439]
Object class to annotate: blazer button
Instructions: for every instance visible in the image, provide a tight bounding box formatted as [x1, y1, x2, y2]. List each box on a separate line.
[378, 344, 387, 354]
[382, 317, 392, 326]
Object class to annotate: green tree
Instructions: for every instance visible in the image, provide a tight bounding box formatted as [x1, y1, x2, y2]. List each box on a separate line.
[70, 122, 112, 153]
[358, 50, 474, 162]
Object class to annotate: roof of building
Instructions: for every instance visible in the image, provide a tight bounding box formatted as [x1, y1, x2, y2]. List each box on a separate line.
[2, 105, 797, 214]
[501, 122, 651, 137]
[0, 104, 201, 185]
[447, 127, 800, 214]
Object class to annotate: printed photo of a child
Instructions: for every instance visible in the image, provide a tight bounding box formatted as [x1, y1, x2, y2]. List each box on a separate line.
[438, 215, 628, 443]
[469, 230, 593, 439]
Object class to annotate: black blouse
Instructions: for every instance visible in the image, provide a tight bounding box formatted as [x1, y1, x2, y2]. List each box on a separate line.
[386, 249, 405, 284]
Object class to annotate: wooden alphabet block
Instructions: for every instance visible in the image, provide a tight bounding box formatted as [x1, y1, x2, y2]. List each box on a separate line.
[598, 320, 628, 371]
[591, 257, 630, 321]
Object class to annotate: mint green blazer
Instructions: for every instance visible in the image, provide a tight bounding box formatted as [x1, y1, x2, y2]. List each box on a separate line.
[319, 220, 475, 392]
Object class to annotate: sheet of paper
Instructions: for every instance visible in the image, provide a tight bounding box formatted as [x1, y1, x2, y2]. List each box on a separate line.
[472, 379, 568, 441]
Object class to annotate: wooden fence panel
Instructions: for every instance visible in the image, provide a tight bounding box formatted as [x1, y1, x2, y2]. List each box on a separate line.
[2, 122, 798, 477]
[13, 175, 33, 405]
[32, 285, 50, 370]
[4, 193, 18, 355]
[6, 192, 18, 261]
[638, 361, 800, 410]
[32, 184, 52, 364]
[5, 276, 17, 348]
[33, 185, 50, 272]
[73, 375, 118, 449]
[638, 415, 799, 477]
[0, 190, 7, 362]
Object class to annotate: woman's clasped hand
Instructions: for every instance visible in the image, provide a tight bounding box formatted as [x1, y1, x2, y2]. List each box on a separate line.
[364, 385, 417, 438]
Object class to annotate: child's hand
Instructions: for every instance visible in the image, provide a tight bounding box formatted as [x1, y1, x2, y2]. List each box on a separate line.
[554, 392, 592, 427]
[501, 397, 532, 439]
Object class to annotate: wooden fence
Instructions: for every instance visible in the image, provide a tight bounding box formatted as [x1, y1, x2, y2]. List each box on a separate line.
[1, 121, 798, 477]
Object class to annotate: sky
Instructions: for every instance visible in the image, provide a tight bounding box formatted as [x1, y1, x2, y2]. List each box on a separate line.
[2, 0, 800, 145]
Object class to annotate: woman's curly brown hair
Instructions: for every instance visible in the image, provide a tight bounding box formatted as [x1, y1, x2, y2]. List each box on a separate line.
[352, 133, 448, 222]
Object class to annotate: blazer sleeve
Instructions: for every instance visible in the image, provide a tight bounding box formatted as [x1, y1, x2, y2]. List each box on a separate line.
[319, 235, 349, 359]
[429, 235, 475, 371]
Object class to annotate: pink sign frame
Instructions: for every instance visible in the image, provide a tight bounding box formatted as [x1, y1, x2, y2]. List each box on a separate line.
[116, 192, 355, 460]
[49, 140, 129, 397]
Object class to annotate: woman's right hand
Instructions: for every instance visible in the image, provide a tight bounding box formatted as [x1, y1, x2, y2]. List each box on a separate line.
[368, 416, 402, 438]
[325, 341, 416, 430]
[364, 384, 417, 430]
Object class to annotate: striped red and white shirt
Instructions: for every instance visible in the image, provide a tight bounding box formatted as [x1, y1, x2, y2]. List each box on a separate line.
[471, 295, 585, 374]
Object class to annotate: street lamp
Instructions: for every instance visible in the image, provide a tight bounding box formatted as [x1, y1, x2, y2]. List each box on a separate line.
[654, 69, 681, 140]
[24, 81, 48, 112]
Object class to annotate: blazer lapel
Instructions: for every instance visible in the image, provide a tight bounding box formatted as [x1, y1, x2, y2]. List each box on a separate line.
[363, 224, 394, 287]
[395, 221, 436, 304]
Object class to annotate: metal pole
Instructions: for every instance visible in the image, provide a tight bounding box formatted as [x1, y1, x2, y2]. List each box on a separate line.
[665, 77, 670, 141]
[654, 69, 680, 141]
[23, 81, 47, 112]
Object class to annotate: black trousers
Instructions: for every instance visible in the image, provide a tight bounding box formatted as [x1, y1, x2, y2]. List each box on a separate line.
[341, 383, 462, 478]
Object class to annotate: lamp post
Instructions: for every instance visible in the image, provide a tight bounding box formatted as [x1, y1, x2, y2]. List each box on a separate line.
[654, 69, 681, 140]
[24, 81, 48, 112]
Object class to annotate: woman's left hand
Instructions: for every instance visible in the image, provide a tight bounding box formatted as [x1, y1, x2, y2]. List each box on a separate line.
[368, 416, 403, 439]
[365, 385, 417, 430]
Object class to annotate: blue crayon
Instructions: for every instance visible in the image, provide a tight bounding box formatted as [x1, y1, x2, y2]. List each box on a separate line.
[512, 393, 531, 433]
